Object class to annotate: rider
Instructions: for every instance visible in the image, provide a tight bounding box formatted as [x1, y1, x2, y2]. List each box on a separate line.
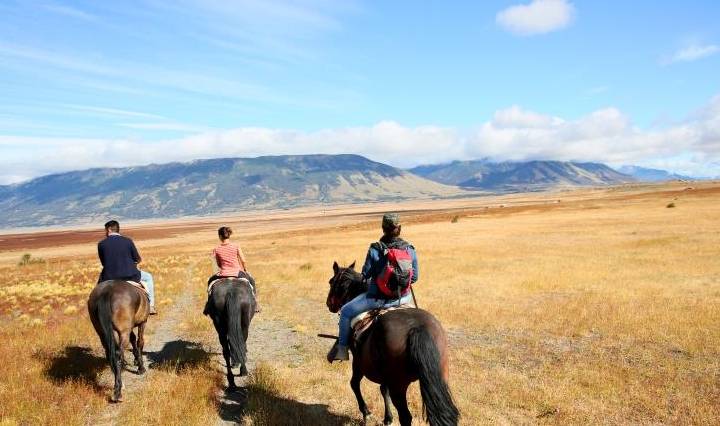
[327, 213, 418, 363]
[97, 220, 157, 315]
[204, 226, 260, 314]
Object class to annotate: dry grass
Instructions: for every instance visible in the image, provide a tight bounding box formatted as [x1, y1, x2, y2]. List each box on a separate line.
[1, 182, 719, 424]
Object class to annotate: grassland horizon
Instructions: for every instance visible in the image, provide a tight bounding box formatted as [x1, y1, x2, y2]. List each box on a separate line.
[1, 181, 719, 425]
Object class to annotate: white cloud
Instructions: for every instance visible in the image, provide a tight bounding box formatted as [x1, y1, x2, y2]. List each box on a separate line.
[496, 0, 575, 36]
[667, 44, 719, 64]
[2, 96, 720, 184]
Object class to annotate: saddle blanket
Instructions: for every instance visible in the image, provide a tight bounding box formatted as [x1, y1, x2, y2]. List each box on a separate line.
[351, 304, 414, 344]
[207, 277, 253, 295]
[124, 280, 149, 299]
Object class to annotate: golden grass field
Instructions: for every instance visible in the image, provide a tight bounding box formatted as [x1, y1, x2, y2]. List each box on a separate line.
[1, 181, 719, 425]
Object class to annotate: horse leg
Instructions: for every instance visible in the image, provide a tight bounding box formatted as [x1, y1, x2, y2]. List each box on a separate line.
[381, 384, 394, 425]
[112, 335, 124, 402]
[239, 306, 252, 376]
[389, 383, 412, 426]
[350, 368, 371, 423]
[129, 331, 139, 366]
[219, 332, 236, 390]
[118, 331, 130, 371]
[136, 323, 146, 374]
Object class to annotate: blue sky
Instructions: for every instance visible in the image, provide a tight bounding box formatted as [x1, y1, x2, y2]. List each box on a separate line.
[1, 0, 719, 183]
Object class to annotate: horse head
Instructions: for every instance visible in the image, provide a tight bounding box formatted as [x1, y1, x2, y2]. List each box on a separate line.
[326, 261, 365, 313]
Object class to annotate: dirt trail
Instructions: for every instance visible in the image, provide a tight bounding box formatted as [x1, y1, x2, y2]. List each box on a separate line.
[90, 262, 316, 425]
[207, 313, 312, 425]
[93, 263, 197, 426]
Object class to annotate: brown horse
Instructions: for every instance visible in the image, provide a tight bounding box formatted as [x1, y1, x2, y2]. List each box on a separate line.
[326, 262, 459, 426]
[88, 280, 150, 402]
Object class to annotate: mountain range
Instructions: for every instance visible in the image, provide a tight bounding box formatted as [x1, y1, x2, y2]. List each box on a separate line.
[0, 155, 464, 228]
[0, 154, 695, 228]
[409, 159, 633, 190]
[617, 165, 694, 182]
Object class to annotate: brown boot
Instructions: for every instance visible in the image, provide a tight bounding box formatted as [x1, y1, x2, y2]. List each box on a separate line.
[326, 342, 349, 363]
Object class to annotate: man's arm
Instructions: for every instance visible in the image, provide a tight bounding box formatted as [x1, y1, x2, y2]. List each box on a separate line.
[98, 242, 105, 266]
[410, 247, 419, 283]
[130, 240, 141, 264]
[361, 246, 376, 280]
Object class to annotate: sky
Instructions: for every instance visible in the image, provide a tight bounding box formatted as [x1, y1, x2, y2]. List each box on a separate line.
[0, 0, 719, 184]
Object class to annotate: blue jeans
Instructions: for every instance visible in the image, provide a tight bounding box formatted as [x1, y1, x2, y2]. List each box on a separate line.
[140, 270, 155, 307]
[338, 292, 413, 346]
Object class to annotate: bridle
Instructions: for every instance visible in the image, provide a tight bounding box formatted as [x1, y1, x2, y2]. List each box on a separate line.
[330, 268, 359, 309]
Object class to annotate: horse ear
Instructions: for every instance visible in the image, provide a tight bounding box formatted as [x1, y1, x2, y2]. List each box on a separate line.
[348, 261, 356, 270]
[333, 261, 339, 275]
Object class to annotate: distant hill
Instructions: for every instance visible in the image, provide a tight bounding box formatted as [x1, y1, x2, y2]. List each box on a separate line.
[0, 155, 466, 228]
[409, 160, 634, 190]
[617, 165, 694, 182]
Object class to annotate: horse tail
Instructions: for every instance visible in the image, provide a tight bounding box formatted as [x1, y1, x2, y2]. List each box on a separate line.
[97, 290, 118, 374]
[225, 286, 246, 368]
[407, 326, 459, 426]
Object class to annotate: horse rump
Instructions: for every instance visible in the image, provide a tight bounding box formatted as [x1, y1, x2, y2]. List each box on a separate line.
[407, 326, 459, 426]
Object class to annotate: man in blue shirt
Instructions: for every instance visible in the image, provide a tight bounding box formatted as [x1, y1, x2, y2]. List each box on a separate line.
[97, 220, 156, 314]
[328, 213, 418, 362]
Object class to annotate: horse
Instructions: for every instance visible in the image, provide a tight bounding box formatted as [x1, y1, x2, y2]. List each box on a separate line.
[326, 261, 459, 426]
[206, 274, 256, 389]
[87, 280, 150, 402]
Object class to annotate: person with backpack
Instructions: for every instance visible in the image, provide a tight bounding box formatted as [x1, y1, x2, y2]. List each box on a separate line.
[327, 213, 418, 363]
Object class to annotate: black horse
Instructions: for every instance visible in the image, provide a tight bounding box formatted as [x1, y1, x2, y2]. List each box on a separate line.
[326, 262, 459, 426]
[206, 275, 256, 389]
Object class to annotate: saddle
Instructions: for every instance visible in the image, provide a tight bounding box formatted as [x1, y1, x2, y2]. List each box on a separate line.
[207, 277, 253, 296]
[125, 280, 149, 299]
[350, 304, 414, 346]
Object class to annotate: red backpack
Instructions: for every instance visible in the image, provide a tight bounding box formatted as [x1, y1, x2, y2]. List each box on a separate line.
[374, 241, 414, 299]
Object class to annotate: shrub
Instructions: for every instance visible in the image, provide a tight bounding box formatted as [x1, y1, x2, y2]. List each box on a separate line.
[666, 202, 676, 208]
[18, 253, 45, 266]
[451, 215, 460, 223]
[299, 262, 313, 271]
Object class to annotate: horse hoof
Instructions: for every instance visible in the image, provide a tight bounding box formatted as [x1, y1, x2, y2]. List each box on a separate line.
[239, 366, 248, 376]
[383, 418, 393, 426]
[138, 367, 146, 375]
[111, 394, 123, 403]
[362, 413, 373, 425]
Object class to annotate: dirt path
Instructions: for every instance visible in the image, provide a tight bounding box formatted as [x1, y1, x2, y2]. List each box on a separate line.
[93, 263, 197, 426]
[207, 313, 312, 425]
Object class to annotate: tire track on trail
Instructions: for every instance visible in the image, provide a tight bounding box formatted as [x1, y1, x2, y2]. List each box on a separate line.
[94, 261, 198, 426]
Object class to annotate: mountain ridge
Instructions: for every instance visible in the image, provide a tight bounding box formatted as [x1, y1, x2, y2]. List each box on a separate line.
[409, 159, 634, 190]
[0, 154, 466, 228]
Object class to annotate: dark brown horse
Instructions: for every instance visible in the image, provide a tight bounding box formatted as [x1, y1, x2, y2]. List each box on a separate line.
[326, 262, 459, 426]
[206, 275, 256, 389]
[88, 280, 150, 402]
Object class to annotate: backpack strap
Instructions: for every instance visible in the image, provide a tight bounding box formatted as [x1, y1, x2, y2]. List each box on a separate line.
[371, 241, 387, 253]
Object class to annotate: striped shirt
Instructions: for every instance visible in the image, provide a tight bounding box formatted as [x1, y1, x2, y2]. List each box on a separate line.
[212, 242, 245, 276]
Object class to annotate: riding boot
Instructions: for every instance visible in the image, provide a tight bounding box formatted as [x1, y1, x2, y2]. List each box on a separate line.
[327, 342, 349, 363]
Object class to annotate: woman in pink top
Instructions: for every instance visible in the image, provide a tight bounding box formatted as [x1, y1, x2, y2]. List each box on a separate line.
[206, 226, 260, 313]
[211, 226, 247, 278]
